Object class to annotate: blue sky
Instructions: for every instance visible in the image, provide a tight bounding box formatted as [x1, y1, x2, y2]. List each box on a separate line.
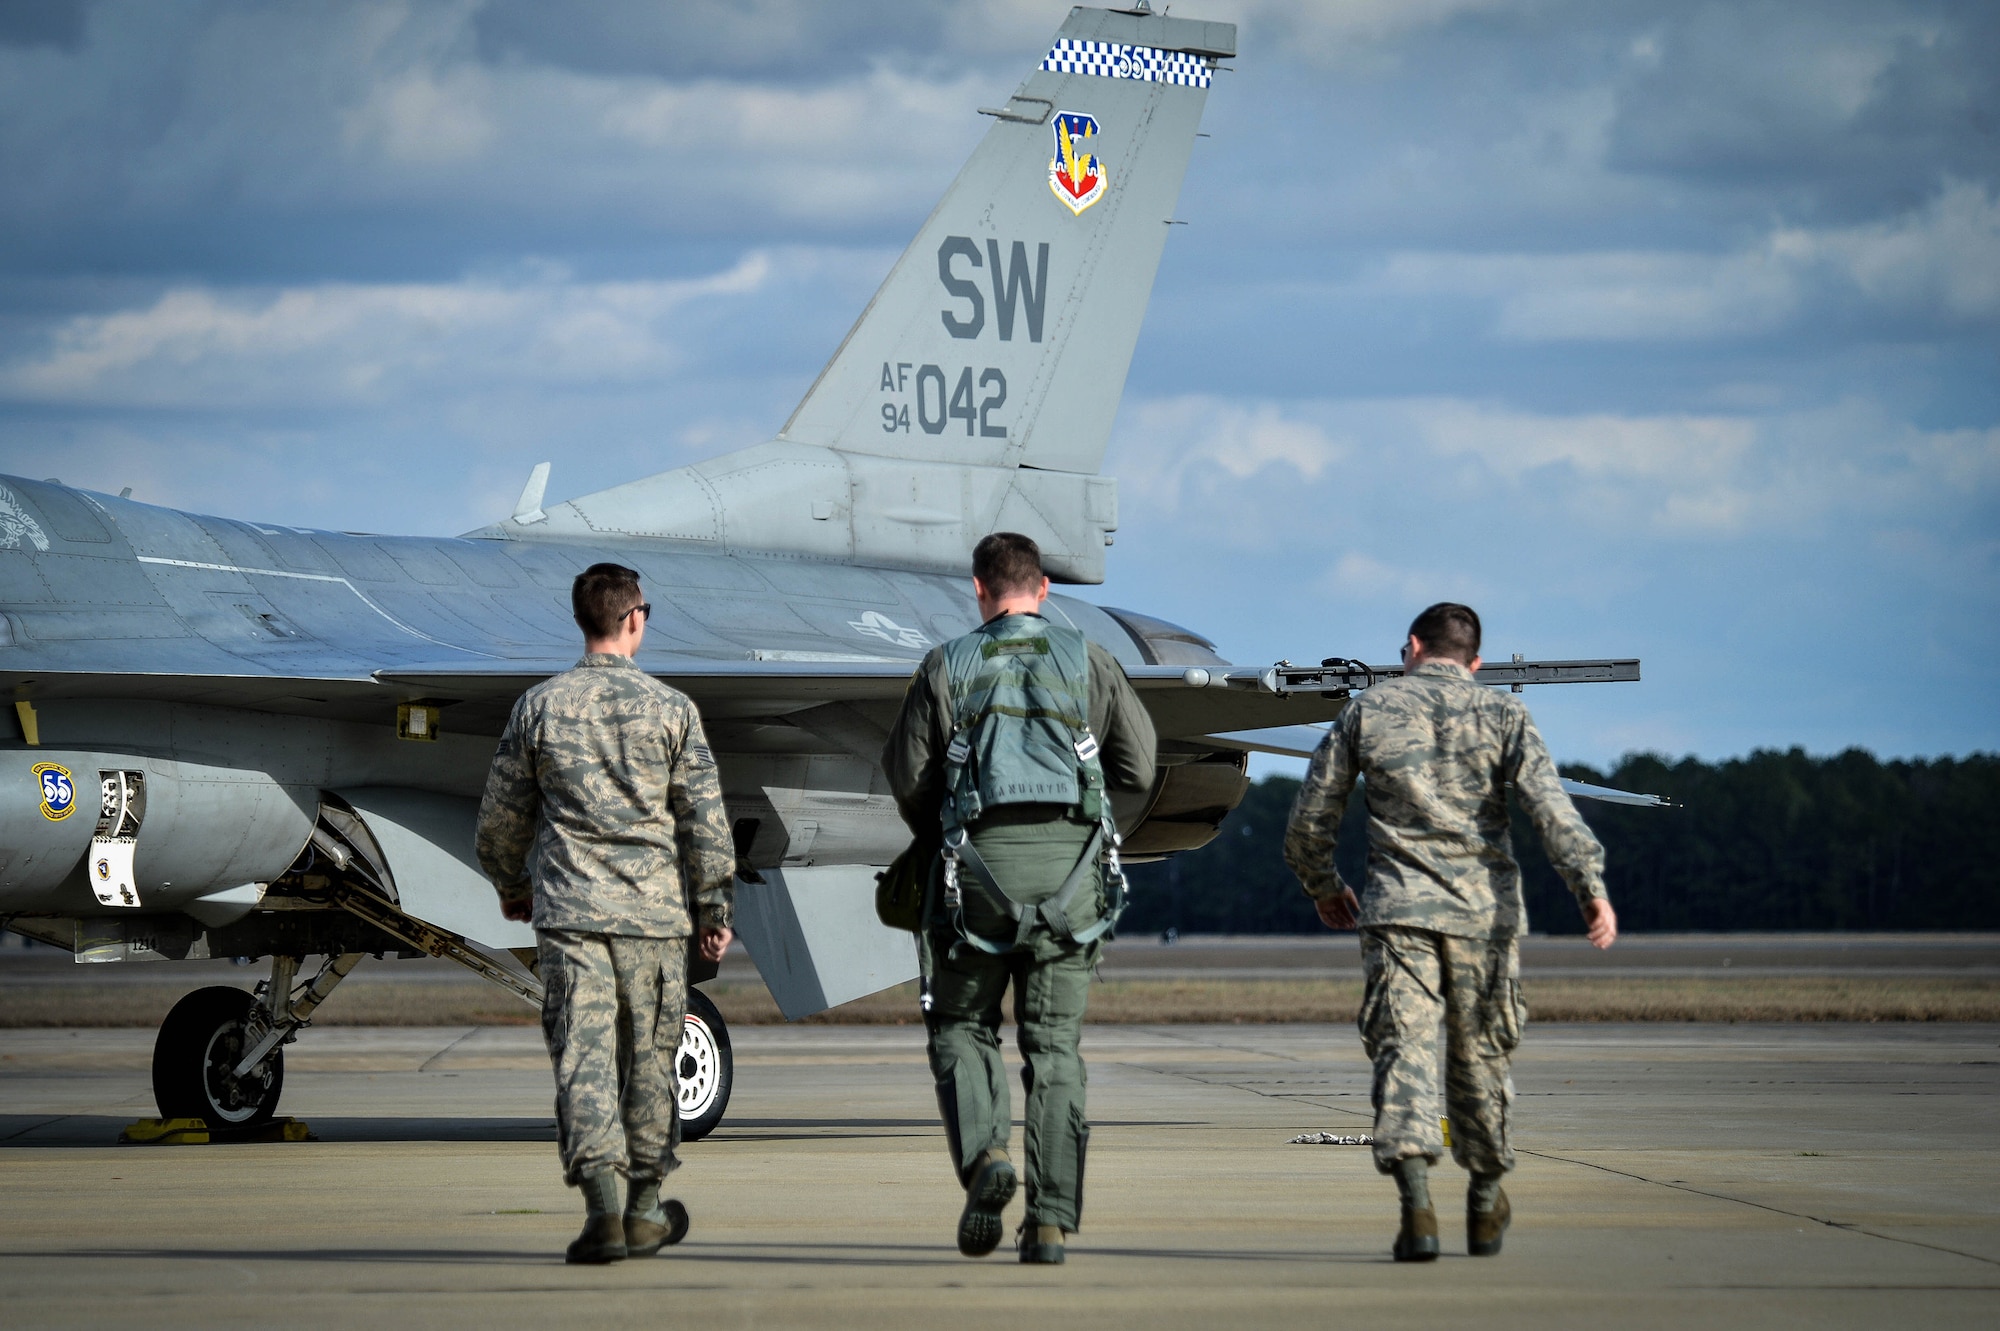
[0, 0, 1993, 771]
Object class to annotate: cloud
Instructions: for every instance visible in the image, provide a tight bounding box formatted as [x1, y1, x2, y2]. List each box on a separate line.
[0, 0, 998, 267]
[1112, 392, 2000, 545]
[0, 0, 1994, 762]
[1113, 396, 1349, 507]
[0, 253, 780, 409]
[1322, 551, 1484, 607]
[343, 65, 497, 165]
[1789, 178, 2000, 320]
[1224, 0, 1514, 59]
[1605, 0, 2000, 209]
[1363, 180, 2000, 341]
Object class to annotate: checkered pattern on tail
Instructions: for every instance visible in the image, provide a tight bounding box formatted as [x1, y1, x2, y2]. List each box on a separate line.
[1040, 39, 1212, 88]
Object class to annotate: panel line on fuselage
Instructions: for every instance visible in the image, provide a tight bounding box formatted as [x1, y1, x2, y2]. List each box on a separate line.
[136, 555, 496, 658]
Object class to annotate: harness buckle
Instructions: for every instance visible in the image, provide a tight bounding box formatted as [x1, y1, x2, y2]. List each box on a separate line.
[941, 847, 962, 911]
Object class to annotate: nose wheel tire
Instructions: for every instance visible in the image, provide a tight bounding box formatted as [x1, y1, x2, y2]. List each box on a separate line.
[677, 988, 732, 1142]
[152, 986, 284, 1128]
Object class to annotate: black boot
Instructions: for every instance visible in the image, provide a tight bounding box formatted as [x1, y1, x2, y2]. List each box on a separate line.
[957, 1148, 1018, 1257]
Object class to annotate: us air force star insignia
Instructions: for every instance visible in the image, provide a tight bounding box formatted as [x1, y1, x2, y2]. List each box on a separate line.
[1048, 112, 1107, 216]
[848, 610, 931, 650]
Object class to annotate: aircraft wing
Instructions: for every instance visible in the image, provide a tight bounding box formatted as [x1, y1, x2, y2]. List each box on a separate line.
[0, 653, 1623, 745]
[373, 658, 1356, 740]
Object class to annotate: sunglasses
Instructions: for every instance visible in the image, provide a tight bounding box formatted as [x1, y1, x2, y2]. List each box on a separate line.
[630, 602, 652, 623]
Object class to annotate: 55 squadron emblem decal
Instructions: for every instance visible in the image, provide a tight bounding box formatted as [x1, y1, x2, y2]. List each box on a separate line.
[1049, 112, 1107, 216]
[33, 762, 75, 820]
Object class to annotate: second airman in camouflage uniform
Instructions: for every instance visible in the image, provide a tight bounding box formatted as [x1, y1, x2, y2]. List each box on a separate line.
[477, 562, 736, 1265]
[1283, 602, 1617, 1262]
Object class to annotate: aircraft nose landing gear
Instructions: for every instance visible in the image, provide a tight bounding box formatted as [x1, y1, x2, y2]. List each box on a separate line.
[151, 986, 286, 1127]
[151, 951, 363, 1129]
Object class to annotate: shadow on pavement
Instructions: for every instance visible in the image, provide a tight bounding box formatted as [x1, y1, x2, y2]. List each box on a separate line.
[6, 1240, 1384, 1268]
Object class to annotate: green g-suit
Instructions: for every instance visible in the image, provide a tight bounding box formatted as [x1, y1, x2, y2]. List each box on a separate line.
[882, 612, 1156, 1232]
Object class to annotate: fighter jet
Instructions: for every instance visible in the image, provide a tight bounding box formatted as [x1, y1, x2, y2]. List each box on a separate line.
[0, 5, 1646, 1139]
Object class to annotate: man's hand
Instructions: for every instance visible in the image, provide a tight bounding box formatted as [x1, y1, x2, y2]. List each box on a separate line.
[698, 926, 733, 963]
[1314, 887, 1361, 931]
[1583, 897, 1618, 949]
[500, 897, 532, 922]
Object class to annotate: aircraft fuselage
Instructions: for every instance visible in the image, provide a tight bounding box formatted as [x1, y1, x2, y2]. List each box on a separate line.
[0, 473, 1220, 920]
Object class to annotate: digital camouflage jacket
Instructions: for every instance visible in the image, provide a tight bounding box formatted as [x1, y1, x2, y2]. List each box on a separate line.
[1283, 660, 1606, 939]
[475, 653, 735, 938]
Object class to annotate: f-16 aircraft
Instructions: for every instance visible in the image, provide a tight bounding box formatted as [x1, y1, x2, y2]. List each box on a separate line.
[0, 5, 1648, 1140]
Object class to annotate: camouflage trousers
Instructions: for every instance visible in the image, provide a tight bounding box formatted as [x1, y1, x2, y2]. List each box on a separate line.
[924, 922, 1098, 1233]
[538, 930, 687, 1187]
[1358, 926, 1526, 1177]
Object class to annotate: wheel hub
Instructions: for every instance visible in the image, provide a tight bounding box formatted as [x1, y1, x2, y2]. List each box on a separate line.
[678, 1015, 720, 1119]
[201, 1018, 274, 1123]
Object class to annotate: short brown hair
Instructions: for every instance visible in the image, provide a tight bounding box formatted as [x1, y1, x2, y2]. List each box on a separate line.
[972, 531, 1043, 596]
[572, 563, 644, 639]
[1408, 602, 1481, 664]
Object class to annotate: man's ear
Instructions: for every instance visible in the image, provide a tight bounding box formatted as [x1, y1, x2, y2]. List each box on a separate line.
[1034, 576, 1050, 604]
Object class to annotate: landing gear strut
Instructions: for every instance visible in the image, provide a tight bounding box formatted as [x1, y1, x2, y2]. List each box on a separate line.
[151, 951, 363, 1128]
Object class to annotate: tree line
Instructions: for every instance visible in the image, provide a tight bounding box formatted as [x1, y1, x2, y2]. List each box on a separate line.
[1120, 749, 2000, 935]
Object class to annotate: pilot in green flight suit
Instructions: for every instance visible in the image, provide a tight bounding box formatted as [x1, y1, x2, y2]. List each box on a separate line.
[883, 531, 1157, 1265]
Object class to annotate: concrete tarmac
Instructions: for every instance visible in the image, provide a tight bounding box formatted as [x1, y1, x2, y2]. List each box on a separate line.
[2, 1020, 1997, 1328]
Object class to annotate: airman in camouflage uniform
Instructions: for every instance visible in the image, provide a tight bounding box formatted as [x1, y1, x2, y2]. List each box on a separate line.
[1283, 602, 1616, 1262]
[477, 562, 735, 1265]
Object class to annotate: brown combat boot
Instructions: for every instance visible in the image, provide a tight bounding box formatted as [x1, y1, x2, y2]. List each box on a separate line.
[1468, 1187, 1511, 1256]
[625, 1199, 690, 1257]
[1018, 1222, 1066, 1265]
[566, 1214, 627, 1265]
[565, 1172, 627, 1265]
[1389, 1157, 1439, 1262]
[1392, 1203, 1440, 1262]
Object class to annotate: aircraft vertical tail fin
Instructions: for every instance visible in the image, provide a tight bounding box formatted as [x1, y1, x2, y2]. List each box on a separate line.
[476, 7, 1234, 583]
[782, 7, 1233, 478]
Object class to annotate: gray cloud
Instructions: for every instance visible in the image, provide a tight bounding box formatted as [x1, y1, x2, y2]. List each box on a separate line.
[0, 0, 85, 51]
[0, 0, 1994, 760]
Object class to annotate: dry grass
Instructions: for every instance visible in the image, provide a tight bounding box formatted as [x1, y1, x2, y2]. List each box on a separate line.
[775, 977, 2000, 1025]
[5, 975, 1998, 1028]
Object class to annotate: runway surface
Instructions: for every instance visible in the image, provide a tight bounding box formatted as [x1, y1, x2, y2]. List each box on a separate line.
[7, 930, 1997, 990]
[1, 1019, 1996, 1328]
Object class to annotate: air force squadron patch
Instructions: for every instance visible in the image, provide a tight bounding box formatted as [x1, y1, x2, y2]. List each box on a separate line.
[1049, 112, 1107, 216]
[34, 762, 75, 821]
